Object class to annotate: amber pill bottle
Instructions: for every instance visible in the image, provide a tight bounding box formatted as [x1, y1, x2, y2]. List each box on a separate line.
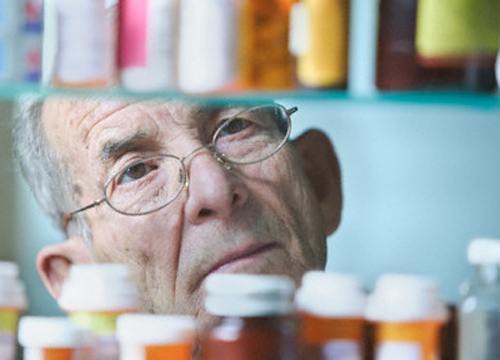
[365, 274, 449, 360]
[200, 273, 299, 360]
[18, 317, 91, 360]
[116, 314, 197, 360]
[295, 271, 367, 360]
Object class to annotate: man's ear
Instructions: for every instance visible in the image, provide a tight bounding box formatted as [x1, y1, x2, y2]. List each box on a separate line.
[292, 129, 342, 235]
[36, 236, 93, 299]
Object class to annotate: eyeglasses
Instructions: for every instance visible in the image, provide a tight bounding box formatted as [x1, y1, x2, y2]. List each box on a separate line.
[63, 104, 297, 227]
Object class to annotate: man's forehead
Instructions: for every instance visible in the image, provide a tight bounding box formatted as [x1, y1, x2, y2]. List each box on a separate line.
[42, 97, 208, 128]
[42, 97, 222, 144]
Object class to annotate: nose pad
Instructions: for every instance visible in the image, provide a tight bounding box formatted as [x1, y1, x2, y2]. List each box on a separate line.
[216, 156, 233, 171]
[178, 167, 186, 185]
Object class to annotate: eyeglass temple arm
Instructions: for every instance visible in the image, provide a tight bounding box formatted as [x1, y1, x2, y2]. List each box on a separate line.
[286, 107, 298, 116]
[62, 197, 106, 230]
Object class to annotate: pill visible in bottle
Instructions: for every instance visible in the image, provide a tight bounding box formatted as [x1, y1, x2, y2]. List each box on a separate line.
[295, 271, 366, 360]
[58, 263, 139, 360]
[18, 316, 91, 360]
[201, 273, 299, 360]
[365, 274, 448, 360]
[43, 0, 118, 88]
[116, 314, 197, 359]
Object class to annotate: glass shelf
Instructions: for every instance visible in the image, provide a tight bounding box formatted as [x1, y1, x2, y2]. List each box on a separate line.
[0, 83, 498, 110]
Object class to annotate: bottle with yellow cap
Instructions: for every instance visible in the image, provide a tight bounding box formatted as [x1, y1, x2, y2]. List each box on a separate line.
[58, 263, 138, 360]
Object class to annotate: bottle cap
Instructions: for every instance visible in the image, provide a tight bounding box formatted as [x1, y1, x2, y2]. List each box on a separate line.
[116, 314, 196, 345]
[204, 273, 295, 317]
[295, 271, 366, 317]
[0, 261, 28, 310]
[58, 263, 138, 312]
[18, 316, 90, 348]
[365, 273, 448, 322]
[467, 238, 500, 265]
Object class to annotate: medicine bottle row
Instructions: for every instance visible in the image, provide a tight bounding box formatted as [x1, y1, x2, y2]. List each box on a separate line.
[3, 0, 498, 94]
[3, 260, 454, 360]
[5, 237, 500, 360]
[42, 0, 349, 93]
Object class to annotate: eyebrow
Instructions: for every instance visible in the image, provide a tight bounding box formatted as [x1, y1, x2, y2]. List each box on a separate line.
[101, 132, 157, 162]
[98, 103, 253, 162]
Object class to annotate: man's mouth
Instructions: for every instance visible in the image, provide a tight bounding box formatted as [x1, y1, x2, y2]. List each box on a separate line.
[202, 242, 280, 283]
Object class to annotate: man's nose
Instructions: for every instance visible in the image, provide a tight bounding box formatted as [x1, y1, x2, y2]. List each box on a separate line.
[183, 152, 248, 224]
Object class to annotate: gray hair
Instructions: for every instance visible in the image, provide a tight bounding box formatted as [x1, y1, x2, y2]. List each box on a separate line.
[12, 94, 92, 247]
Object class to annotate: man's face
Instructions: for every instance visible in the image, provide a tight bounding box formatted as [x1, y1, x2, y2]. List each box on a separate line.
[42, 97, 327, 326]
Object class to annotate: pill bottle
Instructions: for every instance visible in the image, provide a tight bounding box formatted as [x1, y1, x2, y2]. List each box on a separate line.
[295, 271, 366, 360]
[289, 0, 350, 89]
[238, 0, 295, 90]
[42, 0, 118, 88]
[458, 238, 500, 360]
[116, 314, 196, 359]
[177, 0, 239, 94]
[375, 0, 418, 91]
[20, 0, 45, 84]
[18, 316, 91, 360]
[0, 1, 21, 84]
[365, 273, 448, 360]
[0, 262, 28, 360]
[200, 273, 298, 360]
[58, 263, 138, 360]
[119, 0, 179, 92]
[23, 0, 44, 32]
[415, 0, 500, 93]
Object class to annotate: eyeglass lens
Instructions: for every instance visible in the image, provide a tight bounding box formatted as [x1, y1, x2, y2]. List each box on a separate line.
[104, 105, 291, 215]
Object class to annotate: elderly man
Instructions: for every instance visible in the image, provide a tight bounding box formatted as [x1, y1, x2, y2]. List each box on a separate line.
[13, 95, 342, 328]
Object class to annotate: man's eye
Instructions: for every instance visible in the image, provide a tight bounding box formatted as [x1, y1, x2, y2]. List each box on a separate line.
[219, 118, 251, 136]
[117, 163, 156, 185]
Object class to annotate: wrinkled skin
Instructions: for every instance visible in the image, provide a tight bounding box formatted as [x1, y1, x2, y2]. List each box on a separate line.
[37, 97, 342, 333]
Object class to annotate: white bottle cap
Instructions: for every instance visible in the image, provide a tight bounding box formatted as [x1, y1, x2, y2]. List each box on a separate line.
[204, 273, 295, 317]
[18, 316, 90, 348]
[58, 263, 138, 312]
[295, 271, 366, 318]
[116, 314, 196, 345]
[365, 273, 448, 322]
[467, 238, 500, 265]
[0, 261, 28, 310]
